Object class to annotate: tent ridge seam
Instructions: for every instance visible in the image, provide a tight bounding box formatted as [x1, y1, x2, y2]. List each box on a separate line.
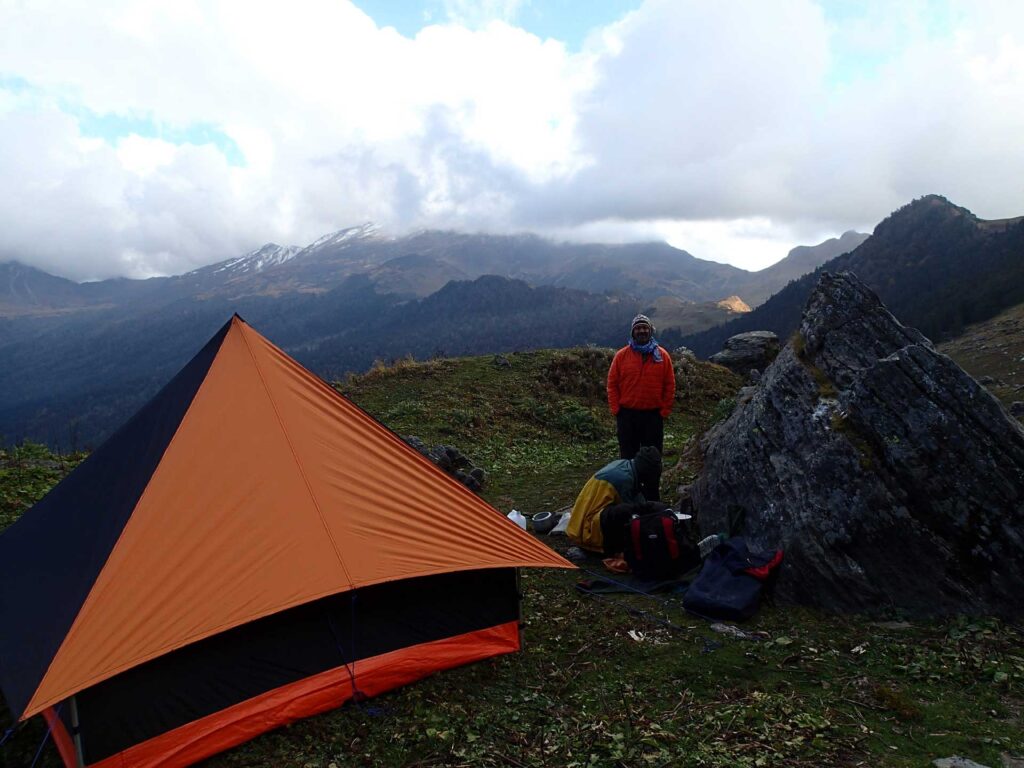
[236, 324, 355, 586]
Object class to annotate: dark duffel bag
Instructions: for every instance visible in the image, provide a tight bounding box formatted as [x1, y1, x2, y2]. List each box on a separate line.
[683, 537, 783, 621]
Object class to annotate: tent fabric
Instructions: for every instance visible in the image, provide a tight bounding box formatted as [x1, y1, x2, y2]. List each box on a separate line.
[0, 314, 572, 742]
[72, 568, 519, 763]
[48, 622, 520, 768]
[0, 319, 231, 720]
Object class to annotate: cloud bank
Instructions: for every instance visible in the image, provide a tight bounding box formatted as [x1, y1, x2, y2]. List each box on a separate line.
[1, 0, 1022, 279]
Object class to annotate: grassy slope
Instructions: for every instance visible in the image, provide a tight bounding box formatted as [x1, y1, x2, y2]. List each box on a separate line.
[938, 301, 1024, 408]
[334, 349, 738, 511]
[1, 349, 1022, 768]
[643, 296, 748, 337]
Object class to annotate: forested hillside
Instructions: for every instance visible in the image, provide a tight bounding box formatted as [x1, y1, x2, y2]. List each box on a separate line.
[0, 277, 639, 448]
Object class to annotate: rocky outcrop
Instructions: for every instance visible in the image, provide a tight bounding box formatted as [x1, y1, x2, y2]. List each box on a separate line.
[693, 272, 1024, 617]
[403, 436, 486, 492]
[708, 331, 780, 376]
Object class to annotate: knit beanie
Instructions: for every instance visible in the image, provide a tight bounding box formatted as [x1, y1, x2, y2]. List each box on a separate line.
[631, 314, 654, 334]
[632, 446, 662, 485]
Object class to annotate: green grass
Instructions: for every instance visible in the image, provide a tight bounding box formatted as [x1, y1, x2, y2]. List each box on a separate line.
[336, 348, 738, 511]
[0, 442, 85, 531]
[938, 301, 1024, 408]
[2, 349, 1022, 768]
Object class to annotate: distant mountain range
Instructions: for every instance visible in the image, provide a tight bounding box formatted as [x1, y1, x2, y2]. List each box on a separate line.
[734, 230, 869, 306]
[0, 218, 885, 449]
[682, 195, 1024, 358]
[1, 223, 865, 317]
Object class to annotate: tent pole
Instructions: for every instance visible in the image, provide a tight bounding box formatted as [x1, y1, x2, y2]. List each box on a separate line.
[516, 567, 524, 649]
[69, 695, 84, 768]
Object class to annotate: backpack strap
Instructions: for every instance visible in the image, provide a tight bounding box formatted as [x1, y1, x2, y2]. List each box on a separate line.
[660, 516, 679, 560]
[630, 517, 643, 560]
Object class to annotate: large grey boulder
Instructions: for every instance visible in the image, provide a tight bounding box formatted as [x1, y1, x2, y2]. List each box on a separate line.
[709, 331, 780, 375]
[692, 272, 1024, 616]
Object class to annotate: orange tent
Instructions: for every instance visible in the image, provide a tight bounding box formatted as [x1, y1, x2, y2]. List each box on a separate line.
[0, 315, 572, 768]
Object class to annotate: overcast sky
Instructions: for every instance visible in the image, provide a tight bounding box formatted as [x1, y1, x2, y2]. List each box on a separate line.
[1, 0, 1022, 281]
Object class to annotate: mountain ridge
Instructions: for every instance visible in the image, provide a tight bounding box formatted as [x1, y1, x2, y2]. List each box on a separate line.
[1, 225, 866, 316]
[681, 195, 1024, 357]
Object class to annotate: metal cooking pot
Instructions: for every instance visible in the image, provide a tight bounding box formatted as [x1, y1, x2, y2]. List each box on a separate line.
[531, 511, 557, 534]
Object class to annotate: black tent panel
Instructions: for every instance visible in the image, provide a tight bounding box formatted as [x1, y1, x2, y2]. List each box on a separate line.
[0, 318, 233, 719]
[66, 569, 517, 764]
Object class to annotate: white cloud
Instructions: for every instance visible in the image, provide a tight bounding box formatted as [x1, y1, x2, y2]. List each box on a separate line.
[0, 0, 1022, 279]
[543, 216, 827, 271]
[660, 219, 819, 272]
[115, 135, 178, 175]
[521, 0, 1024, 255]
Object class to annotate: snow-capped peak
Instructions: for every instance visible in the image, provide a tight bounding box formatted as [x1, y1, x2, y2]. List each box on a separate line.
[212, 243, 302, 275]
[306, 222, 381, 251]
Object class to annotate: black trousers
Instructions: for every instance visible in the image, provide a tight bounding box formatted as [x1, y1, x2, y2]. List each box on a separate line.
[615, 408, 664, 500]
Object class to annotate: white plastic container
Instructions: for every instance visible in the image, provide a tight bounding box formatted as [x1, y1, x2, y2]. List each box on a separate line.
[551, 512, 570, 535]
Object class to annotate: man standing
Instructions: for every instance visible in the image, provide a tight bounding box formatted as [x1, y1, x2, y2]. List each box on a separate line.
[606, 314, 675, 499]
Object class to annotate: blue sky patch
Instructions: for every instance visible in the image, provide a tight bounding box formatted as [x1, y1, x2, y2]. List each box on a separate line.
[355, 0, 642, 49]
[0, 74, 33, 93]
[1, 75, 244, 166]
[73, 110, 245, 166]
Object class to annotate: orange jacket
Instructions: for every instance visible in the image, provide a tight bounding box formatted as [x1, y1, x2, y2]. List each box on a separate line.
[607, 345, 675, 417]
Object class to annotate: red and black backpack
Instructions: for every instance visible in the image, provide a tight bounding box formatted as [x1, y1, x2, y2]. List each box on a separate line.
[622, 510, 700, 580]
